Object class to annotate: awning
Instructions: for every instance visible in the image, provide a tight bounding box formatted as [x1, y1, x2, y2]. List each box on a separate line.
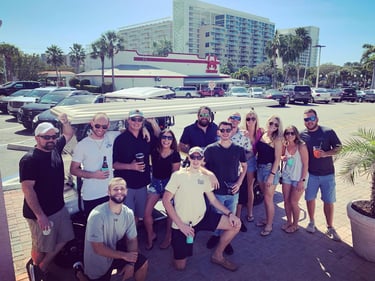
[184, 77, 245, 85]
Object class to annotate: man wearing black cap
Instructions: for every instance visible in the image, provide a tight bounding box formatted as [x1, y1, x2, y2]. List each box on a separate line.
[20, 113, 75, 281]
[162, 146, 241, 272]
[113, 109, 155, 223]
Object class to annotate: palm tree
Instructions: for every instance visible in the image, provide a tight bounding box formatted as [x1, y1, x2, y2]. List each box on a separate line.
[45, 45, 64, 85]
[295, 28, 311, 84]
[338, 128, 375, 217]
[265, 31, 281, 88]
[69, 43, 86, 74]
[0, 43, 20, 81]
[90, 38, 107, 93]
[101, 31, 124, 91]
[361, 44, 375, 89]
[279, 34, 299, 83]
[152, 39, 173, 56]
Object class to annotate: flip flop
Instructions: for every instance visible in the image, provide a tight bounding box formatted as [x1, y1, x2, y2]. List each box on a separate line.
[285, 225, 299, 234]
[260, 228, 273, 236]
[256, 221, 266, 227]
[281, 223, 292, 231]
[211, 257, 238, 271]
[246, 215, 255, 222]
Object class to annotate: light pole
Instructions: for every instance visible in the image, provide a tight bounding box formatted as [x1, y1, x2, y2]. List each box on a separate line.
[314, 44, 326, 88]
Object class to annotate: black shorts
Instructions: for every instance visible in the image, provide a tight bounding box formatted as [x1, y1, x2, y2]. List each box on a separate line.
[171, 209, 222, 260]
[238, 174, 248, 205]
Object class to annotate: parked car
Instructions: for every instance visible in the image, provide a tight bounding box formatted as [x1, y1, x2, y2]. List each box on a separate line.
[32, 94, 104, 130]
[7, 87, 58, 116]
[199, 87, 225, 97]
[173, 86, 200, 98]
[154, 85, 176, 99]
[282, 85, 312, 104]
[0, 81, 40, 96]
[262, 89, 289, 106]
[311, 88, 331, 104]
[332, 87, 357, 102]
[248, 87, 264, 98]
[356, 90, 366, 102]
[18, 90, 90, 130]
[0, 89, 32, 113]
[364, 89, 375, 103]
[227, 86, 249, 97]
[327, 88, 342, 102]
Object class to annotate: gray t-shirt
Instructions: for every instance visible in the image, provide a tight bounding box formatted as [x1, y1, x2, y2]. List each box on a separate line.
[84, 202, 137, 279]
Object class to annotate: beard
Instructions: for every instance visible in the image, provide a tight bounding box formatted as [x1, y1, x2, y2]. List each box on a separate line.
[198, 118, 209, 127]
[43, 142, 56, 151]
[110, 195, 125, 204]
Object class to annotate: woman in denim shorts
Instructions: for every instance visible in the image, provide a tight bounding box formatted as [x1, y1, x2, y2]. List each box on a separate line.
[144, 125, 181, 250]
[280, 125, 309, 234]
[255, 115, 283, 236]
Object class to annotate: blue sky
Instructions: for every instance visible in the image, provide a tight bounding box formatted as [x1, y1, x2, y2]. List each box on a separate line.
[1, 0, 374, 66]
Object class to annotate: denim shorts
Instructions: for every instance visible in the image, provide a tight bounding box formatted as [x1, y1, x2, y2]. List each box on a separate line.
[247, 156, 257, 173]
[281, 172, 307, 189]
[305, 174, 336, 203]
[148, 177, 169, 195]
[257, 163, 280, 185]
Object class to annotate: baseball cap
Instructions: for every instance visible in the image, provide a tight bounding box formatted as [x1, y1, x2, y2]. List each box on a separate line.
[34, 122, 59, 136]
[188, 146, 204, 156]
[129, 109, 144, 118]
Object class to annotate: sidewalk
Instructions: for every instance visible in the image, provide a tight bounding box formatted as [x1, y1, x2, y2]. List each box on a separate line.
[4, 173, 375, 281]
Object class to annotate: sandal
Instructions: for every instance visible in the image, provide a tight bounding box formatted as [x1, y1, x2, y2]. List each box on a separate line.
[281, 223, 292, 231]
[260, 228, 273, 236]
[246, 215, 254, 222]
[256, 221, 266, 227]
[285, 225, 299, 234]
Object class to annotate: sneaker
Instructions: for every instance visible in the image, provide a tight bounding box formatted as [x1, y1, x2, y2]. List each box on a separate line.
[26, 259, 35, 281]
[224, 243, 234, 255]
[206, 235, 220, 249]
[306, 222, 316, 233]
[240, 220, 247, 232]
[326, 227, 342, 242]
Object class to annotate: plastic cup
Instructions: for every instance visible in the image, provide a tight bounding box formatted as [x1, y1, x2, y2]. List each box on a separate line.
[135, 153, 144, 163]
[313, 146, 321, 158]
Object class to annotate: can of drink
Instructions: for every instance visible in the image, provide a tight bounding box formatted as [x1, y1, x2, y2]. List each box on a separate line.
[42, 221, 54, 236]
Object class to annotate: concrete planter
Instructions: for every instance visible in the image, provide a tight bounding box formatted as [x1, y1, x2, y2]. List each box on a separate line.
[347, 200, 375, 262]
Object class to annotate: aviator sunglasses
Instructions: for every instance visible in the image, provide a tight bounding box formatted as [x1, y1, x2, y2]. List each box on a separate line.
[285, 131, 295, 136]
[94, 124, 109, 129]
[304, 116, 317, 122]
[269, 121, 279, 128]
[229, 115, 241, 121]
[38, 134, 58, 140]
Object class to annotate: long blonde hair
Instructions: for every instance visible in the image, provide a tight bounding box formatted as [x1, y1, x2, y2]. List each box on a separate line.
[244, 109, 260, 138]
[266, 115, 283, 140]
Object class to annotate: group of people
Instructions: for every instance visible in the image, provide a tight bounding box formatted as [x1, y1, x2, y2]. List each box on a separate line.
[19, 105, 342, 281]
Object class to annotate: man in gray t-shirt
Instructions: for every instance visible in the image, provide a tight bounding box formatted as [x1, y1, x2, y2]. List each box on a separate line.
[83, 177, 148, 281]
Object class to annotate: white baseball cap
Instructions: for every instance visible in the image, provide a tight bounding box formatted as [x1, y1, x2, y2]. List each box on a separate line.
[34, 122, 59, 136]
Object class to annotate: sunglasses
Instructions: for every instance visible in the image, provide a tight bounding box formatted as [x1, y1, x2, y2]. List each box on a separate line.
[219, 128, 232, 133]
[94, 124, 109, 129]
[199, 113, 210, 118]
[304, 116, 317, 122]
[38, 134, 58, 140]
[130, 117, 144, 122]
[269, 121, 279, 128]
[246, 117, 256, 122]
[161, 135, 173, 140]
[229, 115, 241, 121]
[189, 154, 203, 160]
[285, 131, 295, 136]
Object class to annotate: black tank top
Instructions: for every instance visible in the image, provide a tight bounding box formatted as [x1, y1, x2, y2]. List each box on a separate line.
[256, 141, 275, 164]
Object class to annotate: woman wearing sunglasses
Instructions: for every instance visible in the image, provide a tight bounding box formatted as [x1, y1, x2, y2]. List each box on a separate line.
[280, 125, 309, 234]
[255, 115, 283, 236]
[143, 125, 181, 251]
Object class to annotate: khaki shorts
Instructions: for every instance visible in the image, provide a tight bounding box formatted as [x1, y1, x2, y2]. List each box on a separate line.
[26, 207, 74, 253]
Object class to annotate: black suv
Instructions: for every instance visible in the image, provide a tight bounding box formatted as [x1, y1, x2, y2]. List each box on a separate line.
[0, 81, 40, 96]
[339, 88, 357, 102]
[282, 85, 312, 104]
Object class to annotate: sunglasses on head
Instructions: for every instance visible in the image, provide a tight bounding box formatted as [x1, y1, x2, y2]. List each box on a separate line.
[161, 135, 173, 140]
[269, 121, 279, 128]
[189, 154, 203, 160]
[285, 131, 295, 136]
[130, 117, 144, 122]
[199, 113, 210, 118]
[219, 128, 232, 133]
[229, 115, 241, 121]
[94, 124, 109, 129]
[38, 134, 58, 140]
[246, 117, 256, 122]
[304, 116, 317, 122]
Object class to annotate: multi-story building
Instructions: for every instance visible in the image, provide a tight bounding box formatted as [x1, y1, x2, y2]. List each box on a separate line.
[118, 18, 173, 55]
[173, 0, 275, 69]
[278, 26, 320, 68]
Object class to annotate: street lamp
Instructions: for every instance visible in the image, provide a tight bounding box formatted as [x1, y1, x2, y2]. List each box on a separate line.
[314, 44, 326, 88]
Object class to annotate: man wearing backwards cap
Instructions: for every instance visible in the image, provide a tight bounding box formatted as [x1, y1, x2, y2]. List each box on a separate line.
[113, 109, 156, 223]
[162, 146, 241, 272]
[20, 113, 75, 281]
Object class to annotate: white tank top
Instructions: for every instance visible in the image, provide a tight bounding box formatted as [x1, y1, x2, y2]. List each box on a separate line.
[282, 146, 303, 181]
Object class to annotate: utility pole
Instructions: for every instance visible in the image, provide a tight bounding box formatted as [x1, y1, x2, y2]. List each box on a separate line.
[314, 44, 326, 88]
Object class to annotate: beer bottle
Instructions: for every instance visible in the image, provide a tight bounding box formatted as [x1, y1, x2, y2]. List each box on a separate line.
[101, 156, 109, 171]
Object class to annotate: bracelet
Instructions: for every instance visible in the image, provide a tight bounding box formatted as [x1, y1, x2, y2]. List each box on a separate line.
[270, 171, 276, 175]
[226, 211, 232, 217]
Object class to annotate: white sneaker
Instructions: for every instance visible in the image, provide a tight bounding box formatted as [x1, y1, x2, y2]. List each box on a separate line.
[306, 222, 316, 233]
[326, 227, 342, 242]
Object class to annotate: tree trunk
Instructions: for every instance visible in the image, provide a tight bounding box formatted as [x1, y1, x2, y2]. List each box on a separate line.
[371, 64, 375, 89]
